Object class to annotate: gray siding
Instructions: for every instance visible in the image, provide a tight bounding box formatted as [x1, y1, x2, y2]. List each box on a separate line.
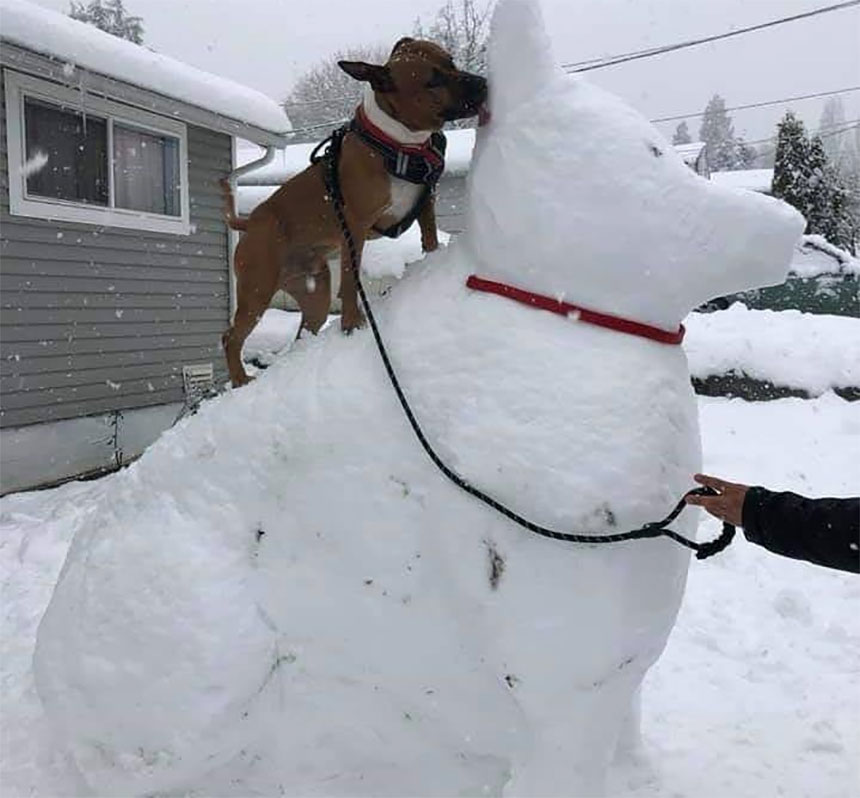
[0, 69, 232, 429]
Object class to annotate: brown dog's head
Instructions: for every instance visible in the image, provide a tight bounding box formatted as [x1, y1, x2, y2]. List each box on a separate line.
[339, 38, 488, 132]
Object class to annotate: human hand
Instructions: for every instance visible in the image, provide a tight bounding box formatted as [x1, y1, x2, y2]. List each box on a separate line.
[685, 473, 750, 527]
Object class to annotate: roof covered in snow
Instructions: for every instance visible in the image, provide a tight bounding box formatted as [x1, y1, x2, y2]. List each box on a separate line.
[710, 168, 774, 194]
[0, 0, 290, 141]
[674, 141, 706, 163]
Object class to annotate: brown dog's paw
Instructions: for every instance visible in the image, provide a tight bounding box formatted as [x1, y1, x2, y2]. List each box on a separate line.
[341, 309, 366, 334]
[231, 372, 255, 388]
[421, 235, 439, 253]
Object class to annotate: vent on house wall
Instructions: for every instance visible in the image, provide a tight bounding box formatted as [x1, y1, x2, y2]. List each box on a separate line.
[182, 363, 215, 406]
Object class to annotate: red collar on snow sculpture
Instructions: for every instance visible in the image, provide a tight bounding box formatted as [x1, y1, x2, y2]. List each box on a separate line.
[466, 275, 686, 345]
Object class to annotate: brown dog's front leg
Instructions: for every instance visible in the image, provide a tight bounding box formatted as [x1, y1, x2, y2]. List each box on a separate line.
[418, 191, 439, 253]
[339, 230, 367, 333]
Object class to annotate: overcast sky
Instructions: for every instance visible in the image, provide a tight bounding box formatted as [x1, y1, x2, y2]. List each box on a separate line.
[29, 0, 860, 143]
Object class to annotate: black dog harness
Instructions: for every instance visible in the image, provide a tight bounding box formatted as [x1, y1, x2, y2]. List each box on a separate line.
[311, 106, 446, 239]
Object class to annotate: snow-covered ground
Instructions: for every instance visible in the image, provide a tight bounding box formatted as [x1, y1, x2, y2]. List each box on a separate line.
[2, 392, 857, 797]
[612, 393, 860, 798]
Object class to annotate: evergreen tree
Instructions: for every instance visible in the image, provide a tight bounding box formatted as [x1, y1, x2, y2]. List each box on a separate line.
[69, 0, 143, 44]
[848, 127, 860, 254]
[672, 121, 691, 145]
[818, 97, 859, 254]
[772, 113, 856, 252]
[805, 135, 831, 236]
[772, 112, 812, 220]
[812, 150, 854, 253]
[826, 166, 853, 253]
[699, 94, 737, 171]
[736, 138, 758, 169]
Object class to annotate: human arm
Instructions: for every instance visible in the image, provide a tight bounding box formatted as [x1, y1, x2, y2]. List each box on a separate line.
[741, 486, 859, 574]
[686, 474, 859, 574]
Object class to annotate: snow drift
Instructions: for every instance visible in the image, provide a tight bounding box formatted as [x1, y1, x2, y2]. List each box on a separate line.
[34, 1, 804, 795]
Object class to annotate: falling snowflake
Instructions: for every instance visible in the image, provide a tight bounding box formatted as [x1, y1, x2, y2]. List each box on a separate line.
[22, 150, 48, 178]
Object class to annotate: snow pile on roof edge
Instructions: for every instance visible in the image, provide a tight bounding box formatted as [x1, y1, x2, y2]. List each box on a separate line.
[0, 0, 290, 135]
[710, 169, 774, 193]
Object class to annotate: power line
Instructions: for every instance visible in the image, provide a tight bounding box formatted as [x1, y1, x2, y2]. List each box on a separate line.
[651, 86, 860, 124]
[561, 1, 860, 73]
[286, 117, 350, 136]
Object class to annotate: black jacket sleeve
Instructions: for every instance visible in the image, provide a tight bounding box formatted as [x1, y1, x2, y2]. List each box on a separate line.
[741, 487, 859, 574]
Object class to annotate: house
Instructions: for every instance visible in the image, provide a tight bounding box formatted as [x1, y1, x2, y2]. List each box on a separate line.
[0, 0, 290, 494]
[673, 141, 709, 178]
[710, 168, 774, 195]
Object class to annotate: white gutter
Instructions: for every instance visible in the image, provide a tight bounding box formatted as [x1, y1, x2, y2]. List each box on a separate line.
[228, 143, 279, 185]
[225, 143, 279, 318]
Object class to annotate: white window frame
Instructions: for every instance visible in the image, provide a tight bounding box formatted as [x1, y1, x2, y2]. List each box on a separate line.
[4, 70, 191, 235]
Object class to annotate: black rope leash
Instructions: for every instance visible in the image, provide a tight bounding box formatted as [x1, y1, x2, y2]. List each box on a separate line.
[318, 128, 735, 560]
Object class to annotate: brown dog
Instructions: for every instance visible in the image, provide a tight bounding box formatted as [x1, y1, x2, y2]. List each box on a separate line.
[221, 38, 488, 387]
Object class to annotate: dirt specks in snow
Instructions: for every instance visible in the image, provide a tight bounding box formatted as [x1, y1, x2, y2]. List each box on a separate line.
[485, 540, 505, 590]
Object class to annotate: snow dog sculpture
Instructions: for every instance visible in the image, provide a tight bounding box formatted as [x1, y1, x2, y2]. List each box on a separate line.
[34, 0, 803, 794]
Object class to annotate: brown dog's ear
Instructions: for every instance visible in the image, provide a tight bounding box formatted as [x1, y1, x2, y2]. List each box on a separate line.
[337, 61, 395, 92]
[390, 37, 415, 55]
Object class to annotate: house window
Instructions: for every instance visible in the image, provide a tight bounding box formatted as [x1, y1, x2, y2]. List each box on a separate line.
[112, 124, 181, 216]
[5, 70, 190, 234]
[24, 97, 109, 205]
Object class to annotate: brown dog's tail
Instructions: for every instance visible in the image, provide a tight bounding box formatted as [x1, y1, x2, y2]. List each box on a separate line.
[219, 178, 248, 232]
